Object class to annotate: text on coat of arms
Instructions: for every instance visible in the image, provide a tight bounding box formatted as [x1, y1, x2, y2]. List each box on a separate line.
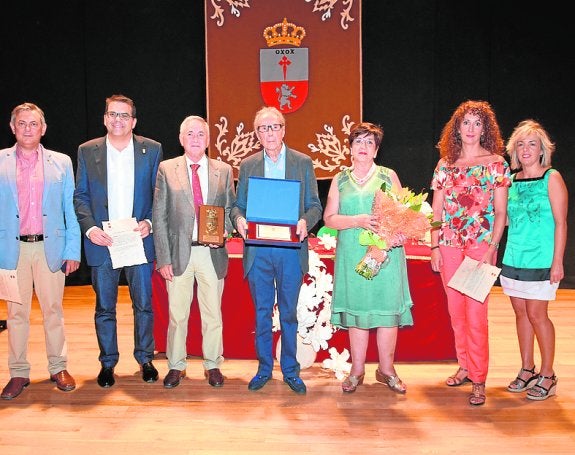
[260, 18, 308, 114]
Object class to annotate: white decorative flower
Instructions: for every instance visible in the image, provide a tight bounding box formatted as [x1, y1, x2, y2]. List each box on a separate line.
[275, 249, 338, 355]
[271, 304, 280, 332]
[318, 232, 337, 250]
[308, 247, 326, 270]
[321, 347, 352, 380]
[303, 320, 335, 352]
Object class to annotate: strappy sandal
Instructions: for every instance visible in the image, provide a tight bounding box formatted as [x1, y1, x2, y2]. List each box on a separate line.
[507, 366, 538, 393]
[342, 373, 365, 393]
[469, 382, 486, 406]
[446, 367, 471, 387]
[375, 369, 407, 394]
[526, 374, 558, 401]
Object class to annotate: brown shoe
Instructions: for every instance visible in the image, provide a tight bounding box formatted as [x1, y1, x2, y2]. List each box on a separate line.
[205, 368, 224, 387]
[50, 370, 76, 392]
[1, 377, 31, 400]
[163, 369, 186, 388]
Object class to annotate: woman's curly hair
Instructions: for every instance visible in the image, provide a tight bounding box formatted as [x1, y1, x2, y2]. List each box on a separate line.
[436, 100, 505, 164]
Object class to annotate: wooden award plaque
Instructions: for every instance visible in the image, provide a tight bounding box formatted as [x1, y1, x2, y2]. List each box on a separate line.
[198, 205, 225, 246]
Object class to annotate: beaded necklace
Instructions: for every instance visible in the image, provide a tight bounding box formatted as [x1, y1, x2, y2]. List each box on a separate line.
[350, 163, 376, 185]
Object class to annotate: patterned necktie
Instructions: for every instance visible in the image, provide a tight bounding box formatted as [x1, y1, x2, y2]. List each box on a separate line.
[190, 163, 204, 218]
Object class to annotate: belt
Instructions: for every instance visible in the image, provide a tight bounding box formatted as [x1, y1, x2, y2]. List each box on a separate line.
[20, 234, 44, 242]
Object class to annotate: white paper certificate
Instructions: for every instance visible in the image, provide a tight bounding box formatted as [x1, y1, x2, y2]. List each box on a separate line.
[0, 269, 22, 304]
[103, 218, 147, 269]
[447, 256, 501, 303]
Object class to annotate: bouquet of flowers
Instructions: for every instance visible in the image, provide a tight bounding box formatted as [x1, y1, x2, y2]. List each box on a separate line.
[355, 184, 439, 279]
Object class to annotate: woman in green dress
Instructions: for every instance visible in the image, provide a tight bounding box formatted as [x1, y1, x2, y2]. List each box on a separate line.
[323, 122, 413, 394]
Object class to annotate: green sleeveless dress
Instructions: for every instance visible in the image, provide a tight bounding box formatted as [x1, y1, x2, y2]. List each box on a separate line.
[330, 166, 414, 329]
[501, 168, 556, 280]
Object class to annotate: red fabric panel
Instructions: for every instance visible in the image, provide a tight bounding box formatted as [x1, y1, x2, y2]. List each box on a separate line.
[151, 240, 455, 362]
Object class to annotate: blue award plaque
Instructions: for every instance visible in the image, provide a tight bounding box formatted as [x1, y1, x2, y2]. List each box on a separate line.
[246, 176, 301, 247]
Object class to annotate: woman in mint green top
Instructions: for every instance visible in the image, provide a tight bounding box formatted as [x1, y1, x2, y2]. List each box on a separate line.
[502, 169, 557, 276]
[501, 119, 567, 401]
[324, 122, 412, 395]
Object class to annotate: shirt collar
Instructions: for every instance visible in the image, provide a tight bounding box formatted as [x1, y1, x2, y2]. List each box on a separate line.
[185, 154, 208, 168]
[105, 135, 134, 153]
[263, 143, 286, 163]
[15, 143, 43, 162]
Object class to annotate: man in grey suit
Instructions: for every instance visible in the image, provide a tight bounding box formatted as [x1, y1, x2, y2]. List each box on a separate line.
[0, 102, 80, 399]
[230, 106, 322, 394]
[153, 115, 235, 388]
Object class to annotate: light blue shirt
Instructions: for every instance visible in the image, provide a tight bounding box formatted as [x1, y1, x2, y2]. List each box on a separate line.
[264, 144, 286, 179]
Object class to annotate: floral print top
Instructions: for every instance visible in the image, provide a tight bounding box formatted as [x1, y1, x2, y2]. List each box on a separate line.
[431, 160, 511, 248]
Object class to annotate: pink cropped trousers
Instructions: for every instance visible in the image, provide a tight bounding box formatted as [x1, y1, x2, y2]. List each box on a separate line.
[439, 243, 491, 384]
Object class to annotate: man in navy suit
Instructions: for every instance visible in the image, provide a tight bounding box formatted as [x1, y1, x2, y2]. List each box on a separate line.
[74, 94, 163, 388]
[231, 106, 322, 394]
[0, 102, 81, 399]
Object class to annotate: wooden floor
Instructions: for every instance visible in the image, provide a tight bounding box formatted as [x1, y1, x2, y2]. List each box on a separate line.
[1, 286, 574, 454]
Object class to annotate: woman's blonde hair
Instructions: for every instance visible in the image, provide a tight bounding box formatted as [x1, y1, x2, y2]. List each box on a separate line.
[506, 119, 555, 170]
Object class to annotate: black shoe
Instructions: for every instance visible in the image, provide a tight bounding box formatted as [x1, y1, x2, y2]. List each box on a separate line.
[141, 361, 159, 383]
[97, 367, 115, 388]
[248, 374, 271, 391]
[284, 376, 307, 394]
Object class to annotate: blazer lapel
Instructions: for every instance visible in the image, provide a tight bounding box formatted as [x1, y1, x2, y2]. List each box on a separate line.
[93, 139, 107, 195]
[41, 147, 54, 205]
[206, 159, 221, 205]
[3, 146, 19, 206]
[133, 136, 146, 197]
[284, 148, 297, 180]
[175, 156, 194, 206]
[253, 151, 265, 177]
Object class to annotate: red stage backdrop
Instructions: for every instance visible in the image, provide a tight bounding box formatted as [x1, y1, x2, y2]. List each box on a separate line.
[205, 0, 362, 179]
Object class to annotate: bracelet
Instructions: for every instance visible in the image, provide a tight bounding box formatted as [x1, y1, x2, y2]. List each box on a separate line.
[489, 241, 499, 248]
[430, 245, 439, 250]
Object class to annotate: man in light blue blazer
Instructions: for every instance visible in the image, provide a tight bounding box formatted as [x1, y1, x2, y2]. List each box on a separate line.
[0, 103, 81, 400]
[74, 95, 162, 388]
[231, 106, 322, 394]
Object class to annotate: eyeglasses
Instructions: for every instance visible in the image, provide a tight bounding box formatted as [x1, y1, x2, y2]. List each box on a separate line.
[256, 124, 284, 133]
[106, 111, 132, 120]
[353, 138, 376, 147]
[15, 120, 42, 130]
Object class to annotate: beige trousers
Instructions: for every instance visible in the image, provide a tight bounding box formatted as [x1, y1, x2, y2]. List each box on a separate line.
[166, 245, 224, 371]
[7, 241, 67, 377]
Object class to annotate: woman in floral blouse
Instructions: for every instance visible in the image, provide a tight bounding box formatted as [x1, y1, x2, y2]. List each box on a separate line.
[430, 100, 511, 406]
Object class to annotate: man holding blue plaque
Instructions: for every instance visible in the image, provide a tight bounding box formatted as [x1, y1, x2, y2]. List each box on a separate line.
[231, 106, 322, 394]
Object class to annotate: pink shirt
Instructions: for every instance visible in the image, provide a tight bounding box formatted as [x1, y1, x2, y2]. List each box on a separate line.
[16, 145, 44, 235]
